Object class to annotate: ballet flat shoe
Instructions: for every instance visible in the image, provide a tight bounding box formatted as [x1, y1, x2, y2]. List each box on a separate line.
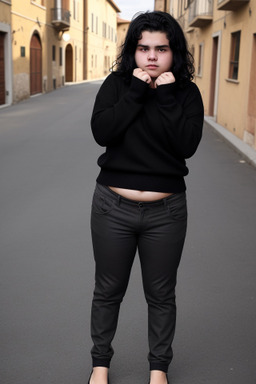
[88, 371, 92, 384]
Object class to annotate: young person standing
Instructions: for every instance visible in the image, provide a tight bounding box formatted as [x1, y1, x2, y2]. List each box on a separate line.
[89, 11, 204, 384]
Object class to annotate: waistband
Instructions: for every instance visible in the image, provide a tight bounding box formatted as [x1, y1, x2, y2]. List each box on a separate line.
[95, 183, 185, 208]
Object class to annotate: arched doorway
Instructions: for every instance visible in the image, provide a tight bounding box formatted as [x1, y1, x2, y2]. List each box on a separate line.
[0, 32, 5, 105]
[65, 44, 73, 82]
[30, 32, 42, 95]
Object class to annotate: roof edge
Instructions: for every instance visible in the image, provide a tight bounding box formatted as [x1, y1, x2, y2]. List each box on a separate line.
[107, 0, 121, 13]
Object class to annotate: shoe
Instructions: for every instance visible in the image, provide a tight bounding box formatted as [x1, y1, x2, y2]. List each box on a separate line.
[88, 371, 93, 384]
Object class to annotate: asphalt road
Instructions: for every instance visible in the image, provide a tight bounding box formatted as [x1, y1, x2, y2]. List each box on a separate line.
[0, 82, 256, 384]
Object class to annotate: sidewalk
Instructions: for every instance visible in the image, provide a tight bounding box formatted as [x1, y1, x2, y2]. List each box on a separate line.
[204, 115, 256, 168]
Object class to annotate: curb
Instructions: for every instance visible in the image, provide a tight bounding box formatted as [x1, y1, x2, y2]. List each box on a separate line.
[204, 116, 256, 168]
[65, 77, 105, 86]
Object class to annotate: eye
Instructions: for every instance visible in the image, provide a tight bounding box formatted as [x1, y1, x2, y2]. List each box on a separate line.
[137, 46, 148, 52]
[159, 48, 167, 52]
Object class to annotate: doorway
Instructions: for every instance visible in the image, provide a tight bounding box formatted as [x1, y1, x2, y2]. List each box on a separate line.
[247, 34, 256, 144]
[0, 32, 5, 105]
[65, 44, 73, 82]
[209, 33, 221, 117]
[30, 33, 42, 95]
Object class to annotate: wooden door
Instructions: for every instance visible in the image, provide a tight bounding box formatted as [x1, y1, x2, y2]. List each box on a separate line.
[30, 33, 42, 95]
[65, 44, 73, 82]
[0, 32, 5, 105]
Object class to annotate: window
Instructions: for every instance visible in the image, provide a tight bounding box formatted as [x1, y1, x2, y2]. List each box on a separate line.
[59, 47, 63, 66]
[198, 43, 204, 76]
[73, 0, 76, 19]
[20, 46, 25, 57]
[178, 0, 183, 17]
[104, 56, 107, 72]
[229, 31, 241, 80]
[102, 22, 107, 38]
[52, 45, 56, 61]
[190, 45, 195, 59]
[91, 13, 94, 32]
[96, 16, 98, 34]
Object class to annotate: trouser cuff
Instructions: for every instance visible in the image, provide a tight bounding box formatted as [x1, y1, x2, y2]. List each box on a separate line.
[92, 359, 111, 368]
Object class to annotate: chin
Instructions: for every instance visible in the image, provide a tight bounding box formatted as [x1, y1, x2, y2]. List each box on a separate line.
[147, 69, 161, 76]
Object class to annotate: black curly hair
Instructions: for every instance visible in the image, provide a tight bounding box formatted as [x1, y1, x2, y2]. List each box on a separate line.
[114, 11, 194, 87]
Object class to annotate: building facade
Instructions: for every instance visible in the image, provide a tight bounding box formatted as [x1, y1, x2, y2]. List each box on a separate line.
[0, 0, 13, 107]
[85, 0, 120, 79]
[11, 0, 87, 102]
[117, 15, 130, 55]
[155, 0, 256, 149]
[154, 0, 171, 12]
[1, 0, 120, 105]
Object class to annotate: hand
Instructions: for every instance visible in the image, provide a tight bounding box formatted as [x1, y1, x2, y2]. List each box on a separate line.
[155, 72, 175, 87]
[133, 68, 151, 84]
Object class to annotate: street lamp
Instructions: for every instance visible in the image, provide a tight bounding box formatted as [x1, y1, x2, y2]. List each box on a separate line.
[62, 32, 70, 42]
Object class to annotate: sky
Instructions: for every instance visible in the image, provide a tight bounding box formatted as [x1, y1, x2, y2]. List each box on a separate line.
[116, 0, 155, 21]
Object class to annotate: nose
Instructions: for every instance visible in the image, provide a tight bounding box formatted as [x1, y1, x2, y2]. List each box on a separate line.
[148, 49, 157, 61]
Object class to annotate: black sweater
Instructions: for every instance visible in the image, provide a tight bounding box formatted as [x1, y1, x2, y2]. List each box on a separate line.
[91, 72, 204, 193]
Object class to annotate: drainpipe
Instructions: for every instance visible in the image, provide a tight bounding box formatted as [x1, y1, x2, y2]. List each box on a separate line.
[56, 0, 61, 19]
[83, 0, 88, 79]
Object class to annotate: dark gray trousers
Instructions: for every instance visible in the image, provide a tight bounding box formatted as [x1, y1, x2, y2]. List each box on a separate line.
[90, 183, 187, 372]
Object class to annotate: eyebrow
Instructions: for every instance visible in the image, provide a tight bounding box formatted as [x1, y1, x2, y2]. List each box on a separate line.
[137, 44, 170, 49]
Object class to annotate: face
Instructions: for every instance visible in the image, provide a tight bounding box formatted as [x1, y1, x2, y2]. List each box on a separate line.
[135, 30, 173, 79]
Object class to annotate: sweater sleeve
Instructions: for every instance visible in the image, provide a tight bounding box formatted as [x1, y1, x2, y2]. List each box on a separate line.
[91, 74, 148, 147]
[156, 82, 204, 159]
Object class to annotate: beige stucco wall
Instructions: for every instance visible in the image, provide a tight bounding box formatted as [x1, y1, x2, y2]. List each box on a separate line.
[154, 0, 171, 12]
[216, 7, 255, 145]
[187, 1, 256, 146]
[117, 18, 130, 54]
[86, 0, 119, 79]
[11, 0, 86, 102]
[65, 0, 84, 82]
[11, 0, 47, 101]
[167, 0, 256, 149]
[0, 1, 12, 23]
[0, 1, 13, 105]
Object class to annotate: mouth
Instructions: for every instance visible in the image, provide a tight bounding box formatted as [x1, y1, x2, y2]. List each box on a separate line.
[146, 65, 158, 69]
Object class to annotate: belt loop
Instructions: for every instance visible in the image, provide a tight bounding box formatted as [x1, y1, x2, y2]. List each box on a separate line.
[163, 197, 167, 207]
[117, 195, 121, 206]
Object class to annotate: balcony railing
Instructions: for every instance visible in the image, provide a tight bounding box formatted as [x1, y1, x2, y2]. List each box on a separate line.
[188, 0, 213, 28]
[51, 8, 70, 31]
[217, 0, 250, 11]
